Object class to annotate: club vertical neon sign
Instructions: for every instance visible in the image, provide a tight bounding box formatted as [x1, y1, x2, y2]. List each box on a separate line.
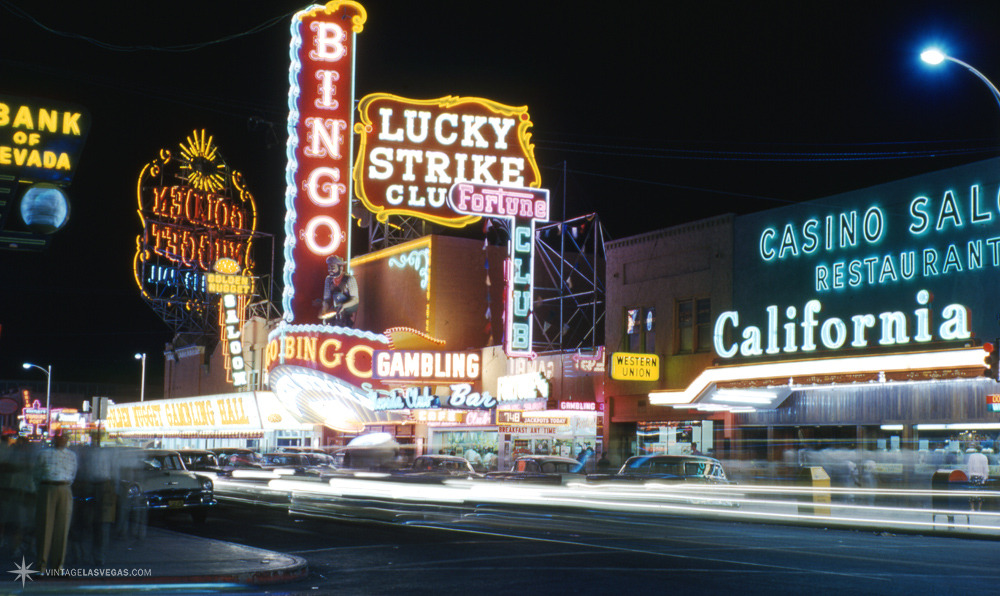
[448, 182, 549, 358]
[285, 1, 366, 323]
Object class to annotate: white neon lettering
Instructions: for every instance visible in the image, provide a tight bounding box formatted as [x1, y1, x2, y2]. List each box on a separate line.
[304, 167, 345, 206]
[715, 292, 966, 358]
[310, 22, 346, 61]
[713, 311, 739, 358]
[302, 215, 342, 255]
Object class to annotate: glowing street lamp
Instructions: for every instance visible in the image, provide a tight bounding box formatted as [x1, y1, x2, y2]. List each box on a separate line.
[920, 47, 1000, 111]
[22, 362, 51, 438]
[135, 352, 146, 402]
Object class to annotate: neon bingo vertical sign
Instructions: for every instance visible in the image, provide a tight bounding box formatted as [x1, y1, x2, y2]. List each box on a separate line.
[285, 1, 366, 323]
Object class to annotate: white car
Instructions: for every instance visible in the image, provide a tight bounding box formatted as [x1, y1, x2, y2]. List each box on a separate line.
[120, 449, 217, 526]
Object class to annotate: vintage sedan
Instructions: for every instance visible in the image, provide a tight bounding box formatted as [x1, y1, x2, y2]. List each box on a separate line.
[119, 449, 217, 526]
[402, 455, 479, 478]
[484, 456, 587, 484]
[260, 452, 337, 476]
[589, 454, 732, 484]
[175, 449, 223, 473]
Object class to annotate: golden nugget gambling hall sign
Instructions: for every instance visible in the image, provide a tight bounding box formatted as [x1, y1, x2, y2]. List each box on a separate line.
[106, 395, 253, 431]
[610, 352, 660, 381]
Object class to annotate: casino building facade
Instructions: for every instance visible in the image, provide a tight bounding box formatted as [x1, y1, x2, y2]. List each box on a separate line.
[605, 158, 1000, 481]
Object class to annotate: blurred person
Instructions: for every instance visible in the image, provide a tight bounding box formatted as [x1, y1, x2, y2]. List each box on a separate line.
[860, 459, 877, 506]
[967, 445, 989, 512]
[483, 449, 498, 471]
[0, 433, 16, 550]
[4, 437, 37, 557]
[464, 447, 482, 470]
[596, 451, 612, 473]
[34, 434, 77, 572]
[72, 435, 114, 565]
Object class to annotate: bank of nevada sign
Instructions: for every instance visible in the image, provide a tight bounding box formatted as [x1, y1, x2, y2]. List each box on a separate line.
[717, 159, 1000, 361]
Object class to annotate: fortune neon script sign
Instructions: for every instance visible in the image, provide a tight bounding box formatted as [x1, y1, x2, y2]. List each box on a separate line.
[134, 131, 257, 314]
[284, 1, 366, 323]
[354, 93, 541, 227]
[449, 183, 549, 357]
[720, 160, 1000, 360]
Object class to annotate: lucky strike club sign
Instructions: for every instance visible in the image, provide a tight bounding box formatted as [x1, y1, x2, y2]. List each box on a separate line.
[353, 93, 541, 227]
[285, 1, 366, 324]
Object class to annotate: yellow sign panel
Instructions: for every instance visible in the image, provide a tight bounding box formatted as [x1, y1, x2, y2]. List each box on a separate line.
[610, 352, 660, 381]
[206, 273, 253, 295]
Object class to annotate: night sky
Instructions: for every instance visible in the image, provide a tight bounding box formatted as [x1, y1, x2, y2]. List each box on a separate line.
[2, 0, 1000, 394]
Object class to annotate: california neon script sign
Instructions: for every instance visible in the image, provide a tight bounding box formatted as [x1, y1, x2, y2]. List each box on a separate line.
[285, 0, 366, 323]
[354, 93, 541, 227]
[714, 290, 970, 359]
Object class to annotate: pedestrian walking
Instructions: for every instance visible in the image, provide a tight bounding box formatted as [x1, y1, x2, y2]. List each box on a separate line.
[967, 445, 989, 512]
[34, 433, 77, 572]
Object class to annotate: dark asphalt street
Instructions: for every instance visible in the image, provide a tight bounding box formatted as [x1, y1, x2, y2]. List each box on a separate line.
[149, 502, 1000, 595]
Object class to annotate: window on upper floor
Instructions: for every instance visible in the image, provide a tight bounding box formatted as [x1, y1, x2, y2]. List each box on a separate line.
[677, 297, 711, 353]
[625, 306, 655, 353]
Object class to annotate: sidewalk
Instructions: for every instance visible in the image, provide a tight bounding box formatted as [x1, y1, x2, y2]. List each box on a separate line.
[5, 527, 307, 593]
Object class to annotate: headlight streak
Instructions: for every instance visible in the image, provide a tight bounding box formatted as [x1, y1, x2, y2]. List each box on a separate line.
[214, 475, 1000, 535]
[231, 469, 284, 480]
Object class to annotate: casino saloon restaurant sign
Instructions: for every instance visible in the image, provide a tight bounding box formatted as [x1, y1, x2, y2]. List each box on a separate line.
[713, 159, 1000, 363]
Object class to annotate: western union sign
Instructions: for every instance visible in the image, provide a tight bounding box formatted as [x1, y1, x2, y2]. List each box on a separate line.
[611, 352, 660, 381]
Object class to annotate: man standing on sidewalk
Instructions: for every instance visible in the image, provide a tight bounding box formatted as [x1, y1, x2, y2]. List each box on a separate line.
[34, 433, 77, 572]
[967, 445, 989, 512]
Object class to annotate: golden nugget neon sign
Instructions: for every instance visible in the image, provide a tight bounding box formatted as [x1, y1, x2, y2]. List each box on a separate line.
[133, 130, 257, 307]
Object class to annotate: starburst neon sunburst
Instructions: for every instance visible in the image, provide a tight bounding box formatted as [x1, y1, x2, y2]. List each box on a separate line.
[178, 129, 226, 193]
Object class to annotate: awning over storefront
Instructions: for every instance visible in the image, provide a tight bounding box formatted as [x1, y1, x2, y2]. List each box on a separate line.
[650, 346, 986, 410]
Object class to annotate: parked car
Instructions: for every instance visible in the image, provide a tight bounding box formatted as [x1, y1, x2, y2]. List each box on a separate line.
[589, 454, 732, 484]
[260, 452, 337, 476]
[175, 449, 222, 473]
[119, 449, 217, 527]
[277, 446, 329, 455]
[208, 448, 265, 472]
[484, 456, 587, 484]
[401, 455, 479, 478]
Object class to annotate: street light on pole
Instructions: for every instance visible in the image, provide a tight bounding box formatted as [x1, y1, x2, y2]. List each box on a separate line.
[134, 352, 146, 402]
[920, 48, 1000, 111]
[22, 362, 51, 439]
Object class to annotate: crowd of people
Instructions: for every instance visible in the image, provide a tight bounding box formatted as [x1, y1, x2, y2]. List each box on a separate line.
[0, 433, 136, 572]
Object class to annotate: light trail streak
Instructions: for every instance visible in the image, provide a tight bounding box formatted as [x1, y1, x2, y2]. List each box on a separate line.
[213, 474, 1000, 536]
